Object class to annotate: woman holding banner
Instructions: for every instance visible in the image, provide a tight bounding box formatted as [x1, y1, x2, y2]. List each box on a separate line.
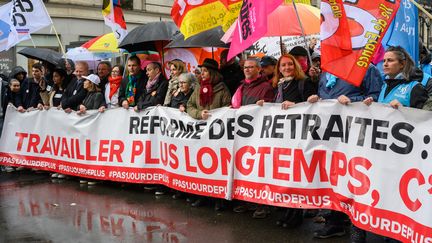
[187, 58, 231, 120]
[170, 72, 196, 112]
[357, 46, 427, 243]
[272, 54, 316, 228]
[186, 58, 231, 208]
[104, 65, 124, 109]
[364, 46, 428, 109]
[77, 74, 106, 114]
[273, 54, 316, 110]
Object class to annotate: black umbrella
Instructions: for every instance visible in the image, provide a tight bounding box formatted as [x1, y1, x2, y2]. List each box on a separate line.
[18, 47, 63, 66]
[118, 21, 180, 53]
[166, 27, 229, 49]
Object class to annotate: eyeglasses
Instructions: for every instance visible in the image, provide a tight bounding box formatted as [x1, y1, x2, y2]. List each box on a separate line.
[244, 66, 257, 69]
[111, 70, 119, 73]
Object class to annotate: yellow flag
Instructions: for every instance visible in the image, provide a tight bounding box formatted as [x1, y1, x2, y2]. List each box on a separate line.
[285, 0, 311, 4]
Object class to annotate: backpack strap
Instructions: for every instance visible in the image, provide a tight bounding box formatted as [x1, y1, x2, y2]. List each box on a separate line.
[298, 78, 306, 101]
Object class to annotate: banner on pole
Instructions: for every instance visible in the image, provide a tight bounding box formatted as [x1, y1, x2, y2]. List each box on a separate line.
[1, 102, 432, 241]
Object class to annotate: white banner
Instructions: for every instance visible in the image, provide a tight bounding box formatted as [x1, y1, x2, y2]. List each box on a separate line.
[250, 35, 320, 58]
[1, 101, 432, 242]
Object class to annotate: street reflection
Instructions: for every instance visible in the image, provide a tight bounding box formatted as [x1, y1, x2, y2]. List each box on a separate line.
[0, 179, 232, 242]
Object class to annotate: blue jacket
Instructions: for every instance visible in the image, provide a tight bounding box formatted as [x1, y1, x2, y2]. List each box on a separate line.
[318, 65, 383, 101]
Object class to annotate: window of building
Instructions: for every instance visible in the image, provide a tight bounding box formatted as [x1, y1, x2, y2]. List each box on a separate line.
[122, 0, 133, 10]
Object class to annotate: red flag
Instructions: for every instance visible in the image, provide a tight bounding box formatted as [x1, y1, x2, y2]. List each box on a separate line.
[320, 0, 401, 86]
[320, 0, 351, 64]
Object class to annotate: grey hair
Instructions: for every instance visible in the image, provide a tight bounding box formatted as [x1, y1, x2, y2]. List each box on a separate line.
[246, 57, 261, 68]
[178, 72, 197, 85]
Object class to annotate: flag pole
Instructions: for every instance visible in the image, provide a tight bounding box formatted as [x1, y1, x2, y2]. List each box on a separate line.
[292, 1, 313, 66]
[409, 0, 432, 20]
[51, 24, 66, 56]
[29, 36, 36, 48]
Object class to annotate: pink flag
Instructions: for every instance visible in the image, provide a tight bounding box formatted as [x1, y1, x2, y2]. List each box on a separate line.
[227, 0, 283, 61]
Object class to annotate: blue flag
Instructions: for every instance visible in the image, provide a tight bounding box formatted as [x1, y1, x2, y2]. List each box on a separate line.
[382, 0, 419, 64]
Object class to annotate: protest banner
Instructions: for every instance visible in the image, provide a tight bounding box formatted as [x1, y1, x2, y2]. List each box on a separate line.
[1, 101, 432, 241]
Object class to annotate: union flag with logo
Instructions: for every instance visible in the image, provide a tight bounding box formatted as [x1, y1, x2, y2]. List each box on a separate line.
[320, 0, 401, 86]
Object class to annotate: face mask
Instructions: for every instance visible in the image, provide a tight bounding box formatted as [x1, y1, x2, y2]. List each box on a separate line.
[297, 57, 309, 72]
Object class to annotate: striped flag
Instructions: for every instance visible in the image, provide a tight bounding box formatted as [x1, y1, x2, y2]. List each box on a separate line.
[102, 0, 128, 44]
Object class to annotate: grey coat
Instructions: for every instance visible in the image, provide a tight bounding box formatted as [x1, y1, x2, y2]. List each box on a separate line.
[81, 92, 106, 110]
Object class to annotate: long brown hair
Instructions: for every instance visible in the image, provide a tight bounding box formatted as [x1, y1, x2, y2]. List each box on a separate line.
[204, 67, 223, 85]
[272, 54, 306, 88]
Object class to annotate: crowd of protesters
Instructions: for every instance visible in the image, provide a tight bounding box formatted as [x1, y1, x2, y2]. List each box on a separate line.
[1, 41, 432, 243]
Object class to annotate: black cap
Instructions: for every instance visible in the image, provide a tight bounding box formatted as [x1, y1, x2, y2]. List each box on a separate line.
[198, 58, 219, 70]
[260, 56, 277, 66]
[289, 46, 308, 57]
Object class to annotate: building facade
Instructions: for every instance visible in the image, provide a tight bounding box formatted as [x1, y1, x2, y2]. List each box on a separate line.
[0, 0, 174, 74]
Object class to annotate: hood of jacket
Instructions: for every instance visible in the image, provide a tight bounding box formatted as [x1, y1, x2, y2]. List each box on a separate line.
[9, 66, 27, 79]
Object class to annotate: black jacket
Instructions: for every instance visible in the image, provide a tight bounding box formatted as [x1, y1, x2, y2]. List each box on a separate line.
[118, 71, 148, 107]
[61, 77, 87, 110]
[275, 77, 316, 103]
[81, 91, 106, 110]
[137, 74, 168, 110]
[220, 62, 245, 96]
[21, 78, 43, 109]
[383, 71, 428, 109]
[170, 89, 193, 109]
[2, 82, 23, 116]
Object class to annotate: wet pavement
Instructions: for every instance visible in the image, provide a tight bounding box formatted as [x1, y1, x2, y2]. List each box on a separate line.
[0, 170, 362, 243]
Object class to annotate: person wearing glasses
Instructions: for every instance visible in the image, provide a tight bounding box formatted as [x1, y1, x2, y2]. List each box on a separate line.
[104, 65, 124, 109]
[169, 72, 196, 112]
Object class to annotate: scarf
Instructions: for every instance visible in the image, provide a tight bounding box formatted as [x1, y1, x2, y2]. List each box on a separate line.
[275, 77, 294, 103]
[231, 77, 257, 108]
[125, 74, 140, 106]
[199, 78, 214, 107]
[325, 73, 337, 89]
[108, 76, 122, 99]
[146, 73, 160, 92]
